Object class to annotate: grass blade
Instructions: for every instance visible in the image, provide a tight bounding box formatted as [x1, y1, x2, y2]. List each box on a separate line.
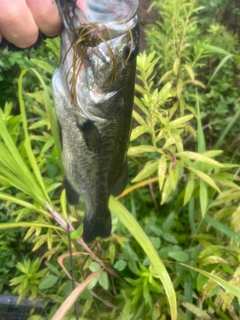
[109, 196, 177, 320]
[180, 263, 240, 299]
[18, 69, 50, 204]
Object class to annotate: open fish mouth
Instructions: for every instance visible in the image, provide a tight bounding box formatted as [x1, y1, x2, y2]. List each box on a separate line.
[58, 0, 139, 41]
[82, 0, 139, 25]
[56, 0, 139, 123]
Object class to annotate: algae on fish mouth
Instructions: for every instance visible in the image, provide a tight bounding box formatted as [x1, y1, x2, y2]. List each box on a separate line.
[65, 21, 134, 111]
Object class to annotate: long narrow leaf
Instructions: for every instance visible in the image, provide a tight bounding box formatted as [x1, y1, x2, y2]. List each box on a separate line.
[18, 69, 50, 204]
[52, 269, 103, 320]
[180, 263, 240, 299]
[109, 197, 177, 320]
[204, 215, 240, 242]
[28, 68, 62, 170]
[0, 222, 63, 231]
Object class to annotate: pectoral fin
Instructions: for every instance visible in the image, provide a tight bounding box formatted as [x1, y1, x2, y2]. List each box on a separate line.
[111, 160, 128, 197]
[64, 177, 80, 206]
[78, 120, 101, 153]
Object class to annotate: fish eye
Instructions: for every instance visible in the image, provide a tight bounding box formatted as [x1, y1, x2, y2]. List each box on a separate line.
[123, 42, 139, 62]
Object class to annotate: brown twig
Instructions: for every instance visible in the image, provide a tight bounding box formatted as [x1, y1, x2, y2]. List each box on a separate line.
[46, 203, 122, 281]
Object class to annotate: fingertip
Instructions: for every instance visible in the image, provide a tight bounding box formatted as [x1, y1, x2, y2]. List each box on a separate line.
[0, 1, 39, 48]
[26, 0, 63, 37]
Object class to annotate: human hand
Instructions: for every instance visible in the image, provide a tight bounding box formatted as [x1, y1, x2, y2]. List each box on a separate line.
[0, 0, 83, 49]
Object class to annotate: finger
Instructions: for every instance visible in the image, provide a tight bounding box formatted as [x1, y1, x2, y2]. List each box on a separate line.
[26, 0, 62, 37]
[0, 0, 39, 48]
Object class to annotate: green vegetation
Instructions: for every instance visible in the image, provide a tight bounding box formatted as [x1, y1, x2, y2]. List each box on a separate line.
[0, 0, 240, 319]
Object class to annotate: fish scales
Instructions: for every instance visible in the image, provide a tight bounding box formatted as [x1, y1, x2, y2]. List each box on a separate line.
[53, 0, 139, 243]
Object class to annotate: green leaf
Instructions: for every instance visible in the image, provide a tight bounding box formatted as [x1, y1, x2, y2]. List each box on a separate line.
[87, 276, 98, 290]
[30, 58, 55, 74]
[173, 58, 180, 76]
[82, 300, 93, 316]
[187, 166, 220, 193]
[114, 260, 127, 271]
[212, 174, 240, 190]
[161, 176, 174, 204]
[182, 302, 211, 319]
[168, 252, 189, 263]
[158, 81, 172, 103]
[18, 70, 50, 204]
[132, 160, 159, 183]
[180, 263, 240, 299]
[128, 145, 156, 156]
[158, 155, 167, 190]
[98, 271, 109, 290]
[184, 175, 195, 205]
[208, 54, 233, 84]
[0, 222, 63, 231]
[177, 151, 223, 167]
[0, 117, 45, 203]
[45, 262, 61, 276]
[196, 92, 206, 153]
[163, 233, 178, 244]
[183, 64, 195, 81]
[204, 216, 240, 242]
[70, 230, 81, 239]
[214, 102, 240, 149]
[200, 181, 208, 217]
[170, 115, 194, 128]
[200, 256, 229, 267]
[89, 262, 101, 272]
[203, 44, 230, 55]
[27, 68, 62, 171]
[130, 126, 149, 141]
[132, 109, 148, 125]
[202, 150, 223, 158]
[109, 242, 115, 265]
[109, 197, 177, 320]
[38, 275, 59, 290]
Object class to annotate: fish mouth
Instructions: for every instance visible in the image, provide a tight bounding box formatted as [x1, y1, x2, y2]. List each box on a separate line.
[57, 0, 139, 123]
[83, 0, 139, 25]
[62, 0, 139, 38]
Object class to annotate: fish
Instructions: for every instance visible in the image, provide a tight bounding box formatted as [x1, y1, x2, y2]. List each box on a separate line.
[52, 0, 139, 243]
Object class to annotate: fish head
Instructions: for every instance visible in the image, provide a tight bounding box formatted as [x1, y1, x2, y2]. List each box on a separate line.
[57, 0, 139, 122]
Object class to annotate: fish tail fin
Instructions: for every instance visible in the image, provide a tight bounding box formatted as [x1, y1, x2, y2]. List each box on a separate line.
[83, 210, 112, 243]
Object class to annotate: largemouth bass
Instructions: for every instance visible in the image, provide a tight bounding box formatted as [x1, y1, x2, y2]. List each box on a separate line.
[52, 0, 139, 243]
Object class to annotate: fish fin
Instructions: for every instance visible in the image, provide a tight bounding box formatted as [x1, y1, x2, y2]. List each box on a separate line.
[112, 160, 128, 197]
[78, 120, 101, 153]
[83, 211, 111, 243]
[58, 120, 63, 149]
[64, 177, 80, 206]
